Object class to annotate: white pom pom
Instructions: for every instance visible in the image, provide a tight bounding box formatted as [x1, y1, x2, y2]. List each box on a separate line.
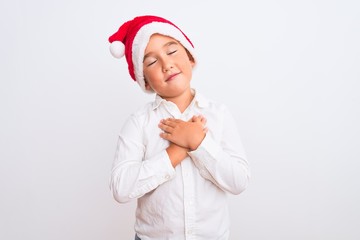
[109, 41, 125, 59]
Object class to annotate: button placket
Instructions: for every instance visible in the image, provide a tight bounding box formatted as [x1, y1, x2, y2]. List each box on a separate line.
[181, 159, 196, 239]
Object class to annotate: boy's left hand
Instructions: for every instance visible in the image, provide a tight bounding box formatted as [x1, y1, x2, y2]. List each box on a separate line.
[159, 115, 208, 151]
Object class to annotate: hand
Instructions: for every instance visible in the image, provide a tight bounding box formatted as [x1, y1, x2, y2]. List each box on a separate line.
[159, 115, 208, 151]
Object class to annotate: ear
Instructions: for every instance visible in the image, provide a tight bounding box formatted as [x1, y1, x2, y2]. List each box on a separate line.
[144, 78, 152, 91]
[185, 48, 195, 66]
[190, 58, 195, 67]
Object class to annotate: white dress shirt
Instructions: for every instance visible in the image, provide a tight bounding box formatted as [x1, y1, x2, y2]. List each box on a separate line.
[110, 90, 250, 240]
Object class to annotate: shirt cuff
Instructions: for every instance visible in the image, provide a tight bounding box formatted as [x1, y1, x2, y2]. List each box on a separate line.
[128, 151, 175, 199]
[160, 150, 176, 180]
[191, 134, 221, 159]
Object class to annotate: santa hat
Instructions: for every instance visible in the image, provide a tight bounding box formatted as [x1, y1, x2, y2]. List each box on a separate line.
[108, 15, 196, 93]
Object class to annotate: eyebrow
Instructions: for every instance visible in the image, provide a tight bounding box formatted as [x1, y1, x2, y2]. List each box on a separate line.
[143, 41, 179, 62]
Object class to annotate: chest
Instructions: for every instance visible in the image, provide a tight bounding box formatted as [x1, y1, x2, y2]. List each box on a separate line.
[141, 108, 223, 159]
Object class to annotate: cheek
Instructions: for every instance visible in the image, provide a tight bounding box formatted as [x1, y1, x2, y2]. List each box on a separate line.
[143, 69, 162, 86]
[144, 69, 156, 81]
[144, 65, 160, 76]
[143, 68, 154, 80]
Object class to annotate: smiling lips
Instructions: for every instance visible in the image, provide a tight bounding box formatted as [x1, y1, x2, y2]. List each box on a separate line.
[166, 72, 180, 82]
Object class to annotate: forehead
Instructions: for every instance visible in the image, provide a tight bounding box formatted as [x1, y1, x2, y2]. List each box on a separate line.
[145, 34, 179, 50]
[150, 33, 177, 42]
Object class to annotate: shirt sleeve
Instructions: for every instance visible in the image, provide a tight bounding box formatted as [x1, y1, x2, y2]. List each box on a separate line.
[109, 115, 176, 203]
[188, 105, 250, 195]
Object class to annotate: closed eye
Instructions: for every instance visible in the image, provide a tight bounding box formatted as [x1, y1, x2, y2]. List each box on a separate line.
[146, 59, 157, 67]
[168, 50, 177, 55]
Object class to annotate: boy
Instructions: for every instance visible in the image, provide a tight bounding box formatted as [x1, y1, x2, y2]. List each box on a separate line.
[108, 15, 250, 240]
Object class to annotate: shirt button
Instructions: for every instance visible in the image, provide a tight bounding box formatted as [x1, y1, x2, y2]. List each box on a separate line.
[165, 175, 170, 180]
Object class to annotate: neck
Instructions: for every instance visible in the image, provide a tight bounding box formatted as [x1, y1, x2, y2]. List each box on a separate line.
[164, 89, 194, 113]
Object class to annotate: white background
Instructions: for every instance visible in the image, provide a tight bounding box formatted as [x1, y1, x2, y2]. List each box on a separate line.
[1, 0, 359, 239]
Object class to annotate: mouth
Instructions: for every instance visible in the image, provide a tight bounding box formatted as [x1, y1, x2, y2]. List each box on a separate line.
[166, 72, 180, 82]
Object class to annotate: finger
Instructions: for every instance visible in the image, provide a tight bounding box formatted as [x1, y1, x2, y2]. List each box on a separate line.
[200, 116, 207, 125]
[192, 115, 206, 127]
[159, 132, 172, 141]
[191, 115, 201, 123]
[162, 118, 180, 127]
[158, 123, 174, 133]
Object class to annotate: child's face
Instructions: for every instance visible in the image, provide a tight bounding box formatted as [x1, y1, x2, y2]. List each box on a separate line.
[143, 34, 195, 99]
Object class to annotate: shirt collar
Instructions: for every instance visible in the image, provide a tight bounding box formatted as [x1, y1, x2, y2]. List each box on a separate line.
[152, 88, 209, 110]
[194, 90, 209, 108]
[152, 94, 166, 110]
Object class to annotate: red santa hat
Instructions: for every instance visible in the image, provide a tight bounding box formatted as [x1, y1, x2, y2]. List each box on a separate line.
[108, 15, 196, 93]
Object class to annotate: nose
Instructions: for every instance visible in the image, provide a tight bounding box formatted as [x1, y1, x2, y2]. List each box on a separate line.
[163, 67, 172, 73]
[162, 59, 173, 73]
